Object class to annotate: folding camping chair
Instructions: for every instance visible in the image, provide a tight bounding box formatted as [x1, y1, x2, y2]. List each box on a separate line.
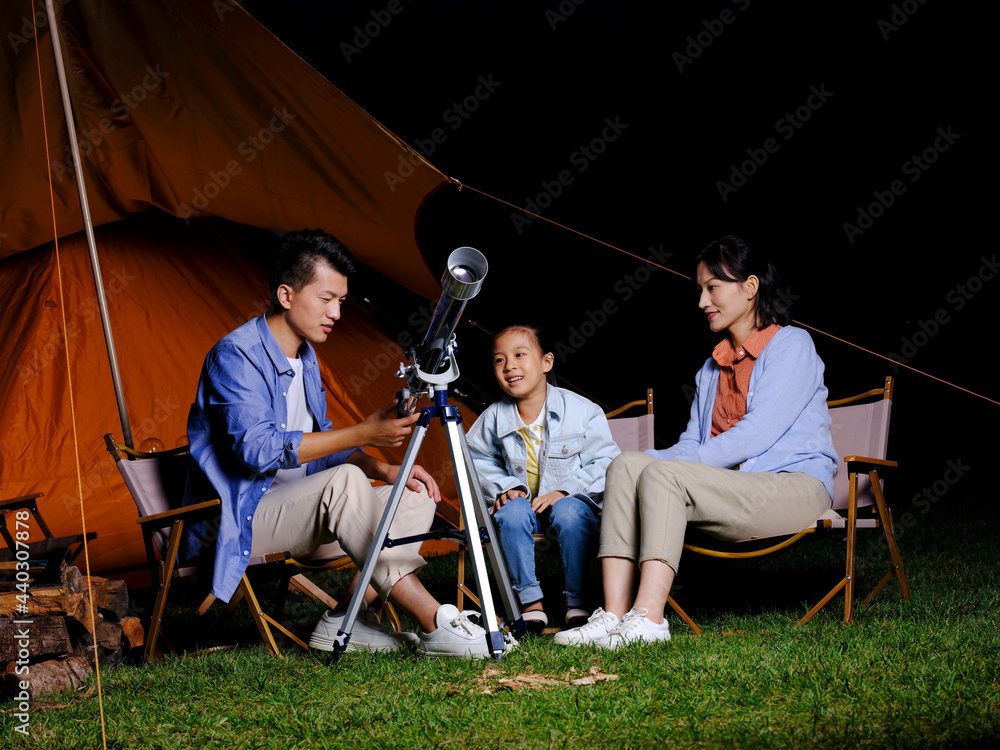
[671, 376, 911, 629]
[104, 433, 395, 660]
[0, 491, 97, 586]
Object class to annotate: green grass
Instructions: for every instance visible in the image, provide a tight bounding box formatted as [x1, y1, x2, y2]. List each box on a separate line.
[4, 498, 998, 749]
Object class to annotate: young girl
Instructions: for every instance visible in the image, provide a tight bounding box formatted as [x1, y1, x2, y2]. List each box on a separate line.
[555, 235, 838, 648]
[467, 325, 621, 632]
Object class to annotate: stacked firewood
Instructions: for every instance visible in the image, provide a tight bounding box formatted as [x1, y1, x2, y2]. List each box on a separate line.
[0, 566, 143, 699]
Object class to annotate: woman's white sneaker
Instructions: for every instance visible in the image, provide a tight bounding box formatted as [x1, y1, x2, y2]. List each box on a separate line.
[552, 608, 620, 647]
[606, 607, 671, 649]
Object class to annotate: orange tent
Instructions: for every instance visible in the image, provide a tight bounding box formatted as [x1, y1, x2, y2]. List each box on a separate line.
[0, 0, 467, 581]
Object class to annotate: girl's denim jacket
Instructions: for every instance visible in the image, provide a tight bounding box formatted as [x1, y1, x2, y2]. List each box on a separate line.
[466, 385, 621, 512]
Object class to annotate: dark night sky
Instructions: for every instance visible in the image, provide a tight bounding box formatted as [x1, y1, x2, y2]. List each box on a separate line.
[239, 1, 991, 507]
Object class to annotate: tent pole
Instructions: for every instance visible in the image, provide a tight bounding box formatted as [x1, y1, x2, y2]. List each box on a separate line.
[44, 0, 134, 448]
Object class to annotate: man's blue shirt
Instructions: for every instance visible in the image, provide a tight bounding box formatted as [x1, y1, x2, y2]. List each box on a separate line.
[184, 315, 357, 601]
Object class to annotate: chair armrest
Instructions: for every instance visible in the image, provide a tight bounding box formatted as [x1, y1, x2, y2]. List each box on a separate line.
[136, 499, 221, 529]
[843, 456, 898, 472]
[605, 399, 647, 419]
[0, 493, 54, 540]
[0, 493, 45, 513]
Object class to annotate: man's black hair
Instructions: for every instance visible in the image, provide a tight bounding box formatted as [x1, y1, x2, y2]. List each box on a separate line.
[269, 229, 357, 312]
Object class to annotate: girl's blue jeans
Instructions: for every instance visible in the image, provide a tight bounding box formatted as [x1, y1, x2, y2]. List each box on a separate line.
[492, 493, 599, 608]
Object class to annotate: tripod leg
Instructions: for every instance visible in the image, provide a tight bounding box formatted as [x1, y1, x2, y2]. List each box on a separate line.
[444, 421, 513, 658]
[455, 427, 526, 639]
[330, 421, 429, 660]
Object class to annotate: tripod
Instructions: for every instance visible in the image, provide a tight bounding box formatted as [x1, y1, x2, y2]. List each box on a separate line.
[330, 369, 525, 661]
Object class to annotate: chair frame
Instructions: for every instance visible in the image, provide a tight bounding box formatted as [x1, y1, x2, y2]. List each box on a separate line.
[0, 492, 97, 585]
[104, 434, 377, 660]
[671, 376, 911, 631]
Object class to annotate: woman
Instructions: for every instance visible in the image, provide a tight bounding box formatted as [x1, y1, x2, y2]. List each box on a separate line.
[555, 235, 838, 648]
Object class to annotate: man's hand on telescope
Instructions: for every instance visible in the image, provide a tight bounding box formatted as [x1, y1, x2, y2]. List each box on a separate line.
[297, 401, 419, 463]
[358, 400, 422, 449]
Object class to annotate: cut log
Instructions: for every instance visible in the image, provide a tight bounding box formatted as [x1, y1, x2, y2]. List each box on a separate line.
[0, 585, 73, 617]
[0, 573, 143, 700]
[83, 577, 129, 620]
[0, 616, 72, 661]
[120, 616, 145, 650]
[62, 565, 83, 594]
[2, 656, 92, 699]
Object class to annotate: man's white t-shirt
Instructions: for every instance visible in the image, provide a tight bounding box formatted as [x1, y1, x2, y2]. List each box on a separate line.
[267, 356, 314, 493]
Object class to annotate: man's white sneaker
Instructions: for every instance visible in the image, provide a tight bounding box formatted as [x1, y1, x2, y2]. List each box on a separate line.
[308, 605, 418, 653]
[552, 608, 620, 647]
[606, 607, 671, 649]
[418, 604, 492, 659]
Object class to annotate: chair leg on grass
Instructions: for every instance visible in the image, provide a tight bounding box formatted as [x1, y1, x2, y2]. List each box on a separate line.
[237, 575, 283, 658]
[870, 470, 911, 602]
[666, 595, 702, 636]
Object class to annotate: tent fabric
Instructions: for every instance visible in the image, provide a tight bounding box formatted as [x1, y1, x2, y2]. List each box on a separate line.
[0, 0, 468, 580]
[0, 0, 447, 299]
[0, 217, 466, 581]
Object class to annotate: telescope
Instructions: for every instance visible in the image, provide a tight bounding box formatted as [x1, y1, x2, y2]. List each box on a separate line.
[395, 247, 488, 416]
[336, 244, 522, 662]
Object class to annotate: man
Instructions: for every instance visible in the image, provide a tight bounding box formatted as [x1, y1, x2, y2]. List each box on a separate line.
[185, 229, 490, 657]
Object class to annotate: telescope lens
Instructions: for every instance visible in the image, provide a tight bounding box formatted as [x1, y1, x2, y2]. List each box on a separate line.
[450, 264, 477, 283]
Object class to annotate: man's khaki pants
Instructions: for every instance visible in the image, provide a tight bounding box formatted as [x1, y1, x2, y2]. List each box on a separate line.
[251, 463, 434, 599]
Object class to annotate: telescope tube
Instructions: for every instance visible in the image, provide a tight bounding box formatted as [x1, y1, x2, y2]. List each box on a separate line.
[415, 246, 488, 377]
[395, 247, 488, 416]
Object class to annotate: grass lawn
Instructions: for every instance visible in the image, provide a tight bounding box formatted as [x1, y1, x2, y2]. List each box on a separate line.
[3, 496, 998, 749]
